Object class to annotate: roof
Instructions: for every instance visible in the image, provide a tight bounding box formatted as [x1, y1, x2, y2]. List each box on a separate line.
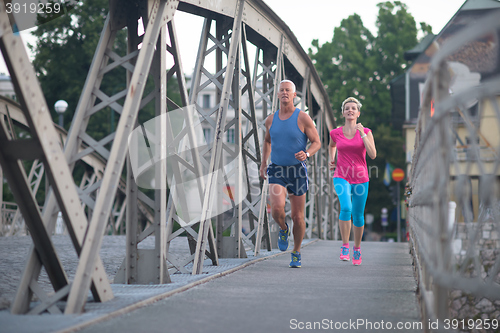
[461, 0, 500, 11]
[404, 0, 500, 62]
[404, 34, 435, 61]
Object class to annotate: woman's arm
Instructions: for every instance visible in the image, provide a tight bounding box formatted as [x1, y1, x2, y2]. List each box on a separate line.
[355, 123, 376, 159]
[362, 131, 377, 159]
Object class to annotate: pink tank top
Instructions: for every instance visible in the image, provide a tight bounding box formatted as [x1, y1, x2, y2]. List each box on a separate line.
[330, 126, 371, 184]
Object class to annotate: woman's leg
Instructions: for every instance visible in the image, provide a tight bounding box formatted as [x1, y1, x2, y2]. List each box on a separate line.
[333, 178, 352, 244]
[351, 182, 369, 248]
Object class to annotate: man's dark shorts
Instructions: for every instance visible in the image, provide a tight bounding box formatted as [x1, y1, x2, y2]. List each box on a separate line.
[267, 162, 309, 196]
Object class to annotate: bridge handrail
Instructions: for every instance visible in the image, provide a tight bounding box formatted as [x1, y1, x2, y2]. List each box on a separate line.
[407, 10, 500, 324]
[0, 96, 154, 233]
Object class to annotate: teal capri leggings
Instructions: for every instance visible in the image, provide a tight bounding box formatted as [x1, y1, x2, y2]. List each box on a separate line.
[333, 177, 369, 227]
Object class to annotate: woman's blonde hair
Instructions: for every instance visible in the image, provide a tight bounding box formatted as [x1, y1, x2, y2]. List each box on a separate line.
[341, 97, 362, 112]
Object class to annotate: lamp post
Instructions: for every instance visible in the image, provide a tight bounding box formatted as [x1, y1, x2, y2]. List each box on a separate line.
[54, 100, 68, 128]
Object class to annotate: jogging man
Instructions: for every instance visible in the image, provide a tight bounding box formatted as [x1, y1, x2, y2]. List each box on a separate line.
[259, 80, 321, 268]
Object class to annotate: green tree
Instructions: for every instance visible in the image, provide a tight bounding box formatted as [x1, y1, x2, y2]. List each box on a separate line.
[419, 22, 433, 36]
[30, 0, 121, 134]
[309, 1, 428, 227]
[371, 1, 419, 124]
[28, 0, 180, 206]
[30, 0, 181, 135]
[309, 14, 376, 123]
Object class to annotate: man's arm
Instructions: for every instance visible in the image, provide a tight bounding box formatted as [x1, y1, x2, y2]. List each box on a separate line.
[295, 112, 321, 161]
[259, 115, 273, 179]
[329, 139, 337, 170]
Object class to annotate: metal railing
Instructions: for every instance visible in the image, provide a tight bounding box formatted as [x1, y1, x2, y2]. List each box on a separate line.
[0, 201, 24, 236]
[407, 11, 500, 331]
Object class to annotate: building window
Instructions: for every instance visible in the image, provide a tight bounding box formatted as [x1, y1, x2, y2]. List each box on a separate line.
[203, 127, 212, 145]
[203, 94, 210, 109]
[227, 128, 235, 144]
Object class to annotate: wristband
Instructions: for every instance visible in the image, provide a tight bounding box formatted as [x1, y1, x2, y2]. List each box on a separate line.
[361, 134, 367, 138]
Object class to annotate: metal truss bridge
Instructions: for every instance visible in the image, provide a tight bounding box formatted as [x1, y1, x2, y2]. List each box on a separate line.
[0, 0, 337, 314]
[1, 1, 499, 329]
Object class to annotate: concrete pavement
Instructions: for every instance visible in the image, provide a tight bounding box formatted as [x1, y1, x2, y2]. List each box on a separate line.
[76, 241, 422, 333]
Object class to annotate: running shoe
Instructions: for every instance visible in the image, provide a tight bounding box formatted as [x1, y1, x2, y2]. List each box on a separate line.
[277, 223, 290, 251]
[352, 247, 362, 266]
[289, 250, 301, 268]
[339, 245, 350, 261]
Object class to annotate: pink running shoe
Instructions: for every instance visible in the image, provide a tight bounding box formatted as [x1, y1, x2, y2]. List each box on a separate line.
[339, 245, 350, 261]
[352, 247, 362, 266]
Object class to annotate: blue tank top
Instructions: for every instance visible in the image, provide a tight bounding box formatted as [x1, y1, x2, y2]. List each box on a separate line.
[269, 108, 308, 166]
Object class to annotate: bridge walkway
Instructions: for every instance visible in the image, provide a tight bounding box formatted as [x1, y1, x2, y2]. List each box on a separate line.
[67, 241, 421, 333]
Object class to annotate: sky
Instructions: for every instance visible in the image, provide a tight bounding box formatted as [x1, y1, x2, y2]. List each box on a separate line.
[0, 0, 467, 77]
[262, 0, 466, 49]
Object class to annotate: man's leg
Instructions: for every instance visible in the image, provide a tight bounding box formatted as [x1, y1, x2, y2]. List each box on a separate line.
[289, 193, 306, 252]
[270, 183, 290, 251]
[269, 183, 288, 231]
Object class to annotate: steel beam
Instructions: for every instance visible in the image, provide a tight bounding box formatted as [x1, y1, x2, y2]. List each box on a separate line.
[0, 2, 115, 314]
[1, 0, 338, 316]
[65, 0, 179, 313]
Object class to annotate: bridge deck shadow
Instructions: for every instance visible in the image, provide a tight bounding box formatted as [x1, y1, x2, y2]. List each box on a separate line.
[0, 240, 422, 333]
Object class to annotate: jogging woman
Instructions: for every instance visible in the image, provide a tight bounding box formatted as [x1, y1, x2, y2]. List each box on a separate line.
[329, 97, 376, 265]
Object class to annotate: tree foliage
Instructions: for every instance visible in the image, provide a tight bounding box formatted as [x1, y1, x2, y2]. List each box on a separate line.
[310, 14, 376, 124]
[30, 0, 181, 134]
[27, 0, 181, 206]
[309, 1, 429, 226]
[30, 0, 118, 132]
